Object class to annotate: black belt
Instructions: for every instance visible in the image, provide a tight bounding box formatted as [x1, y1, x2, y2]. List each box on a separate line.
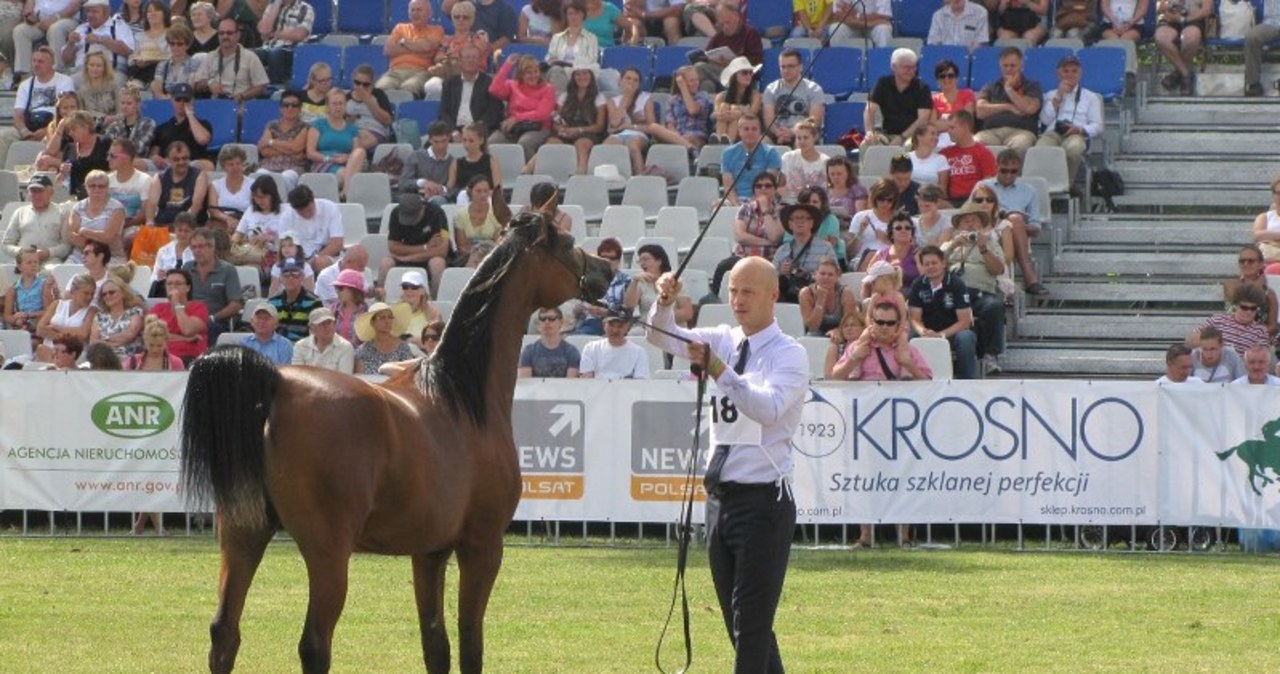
[709, 481, 777, 499]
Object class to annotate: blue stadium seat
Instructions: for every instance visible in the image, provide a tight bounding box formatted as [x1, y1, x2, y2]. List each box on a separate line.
[337, 0, 388, 34]
[746, 1, 793, 41]
[140, 99, 171, 128]
[652, 45, 695, 90]
[1077, 46, 1126, 101]
[341, 45, 390, 88]
[919, 45, 970, 89]
[309, 0, 334, 36]
[969, 46, 1004, 89]
[240, 99, 278, 144]
[291, 44, 342, 90]
[759, 47, 809, 90]
[501, 43, 547, 63]
[602, 46, 653, 86]
[396, 100, 441, 129]
[1024, 47, 1073, 92]
[864, 47, 894, 89]
[823, 101, 865, 145]
[810, 46, 861, 100]
[193, 99, 238, 151]
[425, 0, 453, 34]
[893, 0, 936, 39]
[1207, 0, 1264, 47]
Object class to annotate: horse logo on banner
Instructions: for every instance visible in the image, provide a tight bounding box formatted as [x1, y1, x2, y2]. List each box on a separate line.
[1217, 417, 1280, 496]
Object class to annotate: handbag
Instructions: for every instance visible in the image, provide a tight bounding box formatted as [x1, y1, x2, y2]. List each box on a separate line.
[508, 120, 545, 137]
[1055, 0, 1095, 30]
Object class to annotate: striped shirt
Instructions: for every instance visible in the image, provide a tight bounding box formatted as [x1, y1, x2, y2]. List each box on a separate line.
[1199, 313, 1272, 357]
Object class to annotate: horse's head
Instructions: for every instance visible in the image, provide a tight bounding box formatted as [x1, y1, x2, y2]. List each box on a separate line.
[508, 210, 612, 308]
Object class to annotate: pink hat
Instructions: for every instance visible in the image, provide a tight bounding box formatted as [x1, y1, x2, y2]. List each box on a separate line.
[332, 268, 366, 294]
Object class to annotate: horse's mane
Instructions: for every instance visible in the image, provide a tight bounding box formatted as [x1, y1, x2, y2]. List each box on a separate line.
[420, 215, 552, 425]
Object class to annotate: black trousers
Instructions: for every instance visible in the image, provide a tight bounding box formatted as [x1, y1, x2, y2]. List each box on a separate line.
[706, 482, 795, 674]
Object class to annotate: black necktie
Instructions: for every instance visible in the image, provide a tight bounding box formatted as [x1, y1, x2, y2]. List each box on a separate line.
[705, 338, 751, 495]
[733, 337, 750, 375]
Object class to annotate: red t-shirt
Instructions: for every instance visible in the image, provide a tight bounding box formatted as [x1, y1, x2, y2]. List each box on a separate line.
[940, 143, 996, 202]
[932, 89, 976, 118]
[149, 301, 210, 360]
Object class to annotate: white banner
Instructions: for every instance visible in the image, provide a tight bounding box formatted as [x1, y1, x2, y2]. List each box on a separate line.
[4, 374, 1280, 528]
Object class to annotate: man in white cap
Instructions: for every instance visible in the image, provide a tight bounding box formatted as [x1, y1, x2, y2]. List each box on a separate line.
[693, 0, 763, 93]
[61, 0, 134, 75]
[240, 303, 293, 365]
[579, 314, 649, 379]
[2, 175, 70, 264]
[292, 307, 355, 373]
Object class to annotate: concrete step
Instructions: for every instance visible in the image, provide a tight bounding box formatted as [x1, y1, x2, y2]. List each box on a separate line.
[999, 346, 1163, 377]
[1050, 252, 1236, 277]
[1029, 282, 1224, 305]
[1067, 226, 1249, 247]
[1135, 97, 1280, 126]
[1122, 127, 1279, 156]
[1014, 313, 1200, 340]
[1109, 156, 1273, 185]
[1109, 186, 1268, 208]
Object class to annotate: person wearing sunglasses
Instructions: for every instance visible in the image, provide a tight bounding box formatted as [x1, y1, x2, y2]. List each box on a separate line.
[942, 199, 1006, 376]
[152, 24, 199, 100]
[253, 0, 316, 87]
[1224, 244, 1278, 339]
[415, 319, 446, 356]
[256, 90, 308, 189]
[571, 237, 628, 336]
[1188, 284, 1273, 361]
[930, 59, 975, 146]
[193, 18, 267, 104]
[345, 63, 395, 152]
[517, 306, 581, 378]
[831, 300, 932, 381]
[979, 148, 1048, 295]
[711, 172, 783, 296]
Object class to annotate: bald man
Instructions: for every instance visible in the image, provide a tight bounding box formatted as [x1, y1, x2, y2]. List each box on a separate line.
[646, 256, 807, 674]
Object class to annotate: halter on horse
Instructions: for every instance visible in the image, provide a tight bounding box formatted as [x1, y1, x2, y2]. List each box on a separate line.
[180, 211, 612, 674]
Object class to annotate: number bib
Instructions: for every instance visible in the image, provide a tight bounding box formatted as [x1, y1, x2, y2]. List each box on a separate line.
[707, 388, 763, 446]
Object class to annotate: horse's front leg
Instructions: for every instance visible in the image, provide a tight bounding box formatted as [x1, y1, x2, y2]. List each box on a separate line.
[209, 518, 275, 674]
[297, 548, 353, 674]
[413, 550, 453, 673]
[455, 540, 505, 674]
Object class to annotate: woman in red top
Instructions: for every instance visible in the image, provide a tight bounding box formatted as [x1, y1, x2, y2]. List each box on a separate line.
[930, 59, 975, 147]
[488, 54, 557, 162]
[147, 267, 209, 366]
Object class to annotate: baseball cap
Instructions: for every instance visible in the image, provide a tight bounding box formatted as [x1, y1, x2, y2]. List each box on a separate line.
[308, 307, 335, 325]
[397, 192, 425, 226]
[27, 174, 52, 191]
[253, 303, 278, 319]
[169, 82, 193, 100]
[280, 259, 304, 274]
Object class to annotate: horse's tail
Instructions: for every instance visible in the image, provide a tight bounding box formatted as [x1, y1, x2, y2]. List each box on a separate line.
[1216, 446, 1238, 461]
[180, 346, 280, 528]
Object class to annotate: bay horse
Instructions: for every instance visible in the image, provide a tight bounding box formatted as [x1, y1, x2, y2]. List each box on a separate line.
[180, 211, 613, 673]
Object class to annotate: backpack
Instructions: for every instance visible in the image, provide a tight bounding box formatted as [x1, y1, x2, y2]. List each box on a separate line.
[1090, 168, 1125, 213]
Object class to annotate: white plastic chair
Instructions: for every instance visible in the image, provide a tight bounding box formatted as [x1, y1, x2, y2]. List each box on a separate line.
[674, 176, 721, 223]
[858, 144, 899, 182]
[775, 303, 804, 337]
[532, 144, 578, 186]
[798, 335, 831, 379]
[911, 336, 954, 380]
[563, 174, 610, 222]
[436, 267, 476, 302]
[654, 206, 700, 254]
[599, 206, 647, 250]
[0, 328, 33, 358]
[490, 144, 527, 185]
[681, 235, 731, 276]
[337, 202, 367, 242]
[299, 172, 341, 203]
[587, 144, 633, 179]
[346, 173, 392, 224]
[621, 175, 671, 221]
[1023, 146, 1070, 196]
[643, 144, 691, 189]
[216, 332, 254, 347]
[510, 174, 554, 207]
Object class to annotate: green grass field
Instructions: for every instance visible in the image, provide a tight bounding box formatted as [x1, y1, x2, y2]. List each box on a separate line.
[2, 537, 1278, 673]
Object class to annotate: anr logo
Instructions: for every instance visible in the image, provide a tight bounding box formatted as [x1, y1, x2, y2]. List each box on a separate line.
[90, 392, 175, 439]
[790, 389, 845, 458]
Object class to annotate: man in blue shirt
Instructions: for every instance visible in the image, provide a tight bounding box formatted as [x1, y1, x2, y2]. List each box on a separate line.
[908, 245, 978, 379]
[979, 148, 1048, 295]
[241, 303, 294, 365]
[719, 114, 781, 206]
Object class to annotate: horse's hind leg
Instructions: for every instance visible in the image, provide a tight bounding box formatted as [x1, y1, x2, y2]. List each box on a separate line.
[413, 550, 453, 674]
[456, 541, 504, 674]
[296, 549, 352, 674]
[209, 519, 275, 674]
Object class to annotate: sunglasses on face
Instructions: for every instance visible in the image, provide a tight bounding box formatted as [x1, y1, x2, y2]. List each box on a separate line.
[875, 196, 894, 203]
[892, 225, 913, 231]
[281, 101, 301, 108]
[754, 183, 775, 190]
[401, 283, 422, 290]
[353, 80, 373, 88]
[1238, 304, 1260, 311]
[538, 315, 559, 322]
[937, 72, 958, 79]
[873, 319, 897, 327]
[422, 333, 440, 341]
[971, 196, 995, 203]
